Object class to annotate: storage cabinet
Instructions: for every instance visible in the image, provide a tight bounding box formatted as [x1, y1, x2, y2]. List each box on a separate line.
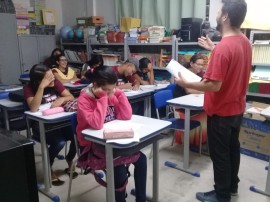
[0, 13, 21, 85]
[18, 35, 56, 72]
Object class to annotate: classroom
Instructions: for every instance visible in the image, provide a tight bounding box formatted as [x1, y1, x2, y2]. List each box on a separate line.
[0, 0, 270, 202]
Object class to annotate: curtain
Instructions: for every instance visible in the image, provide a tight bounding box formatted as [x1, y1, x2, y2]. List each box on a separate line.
[115, 0, 207, 30]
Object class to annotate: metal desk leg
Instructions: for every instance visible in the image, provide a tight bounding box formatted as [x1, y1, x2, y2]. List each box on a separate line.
[38, 121, 60, 202]
[26, 117, 31, 138]
[3, 109, 10, 130]
[183, 108, 190, 169]
[146, 96, 151, 117]
[164, 109, 200, 177]
[250, 159, 270, 196]
[148, 139, 159, 202]
[106, 144, 115, 202]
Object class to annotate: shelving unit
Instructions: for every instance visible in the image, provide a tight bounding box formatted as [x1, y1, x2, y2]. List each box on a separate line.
[60, 39, 89, 74]
[248, 30, 270, 102]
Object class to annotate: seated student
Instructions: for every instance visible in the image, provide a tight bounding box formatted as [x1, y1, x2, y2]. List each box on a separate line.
[81, 54, 104, 82]
[24, 64, 78, 186]
[133, 58, 155, 85]
[52, 54, 79, 83]
[174, 54, 207, 147]
[174, 54, 205, 98]
[76, 66, 147, 202]
[112, 59, 140, 90]
[43, 48, 63, 69]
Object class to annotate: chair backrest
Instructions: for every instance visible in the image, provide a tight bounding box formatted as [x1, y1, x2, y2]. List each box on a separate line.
[153, 90, 173, 119]
[165, 83, 176, 93]
[0, 92, 9, 99]
[20, 73, 30, 79]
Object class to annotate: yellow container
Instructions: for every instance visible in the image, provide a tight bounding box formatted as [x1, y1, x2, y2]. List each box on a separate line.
[120, 17, 141, 32]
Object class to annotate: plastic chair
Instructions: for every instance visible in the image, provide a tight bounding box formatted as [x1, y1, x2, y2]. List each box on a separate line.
[151, 90, 202, 155]
[67, 113, 104, 202]
[0, 92, 27, 133]
[165, 83, 176, 94]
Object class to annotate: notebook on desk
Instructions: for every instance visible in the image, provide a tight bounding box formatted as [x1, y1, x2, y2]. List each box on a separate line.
[0, 85, 22, 92]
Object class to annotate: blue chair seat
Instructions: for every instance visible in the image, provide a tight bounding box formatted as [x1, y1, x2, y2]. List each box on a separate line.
[168, 118, 201, 131]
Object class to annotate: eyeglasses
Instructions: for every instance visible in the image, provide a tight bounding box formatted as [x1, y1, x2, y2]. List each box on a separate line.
[195, 63, 204, 66]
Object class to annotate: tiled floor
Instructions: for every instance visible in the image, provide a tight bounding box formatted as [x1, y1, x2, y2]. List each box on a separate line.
[35, 137, 270, 202]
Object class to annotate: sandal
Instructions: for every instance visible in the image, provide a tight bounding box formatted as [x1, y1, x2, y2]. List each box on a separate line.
[65, 168, 79, 179]
[51, 178, 65, 186]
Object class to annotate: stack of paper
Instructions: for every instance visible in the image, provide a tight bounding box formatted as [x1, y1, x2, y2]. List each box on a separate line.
[165, 59, 202, 82]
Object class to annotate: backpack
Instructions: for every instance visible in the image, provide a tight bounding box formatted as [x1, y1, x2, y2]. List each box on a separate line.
[62, 98, 78, 112]
[8, 89, 24, 102]
[77, 143, 140, 191]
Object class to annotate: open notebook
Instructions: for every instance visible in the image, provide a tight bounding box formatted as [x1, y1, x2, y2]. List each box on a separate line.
[251, 66, 270, 81]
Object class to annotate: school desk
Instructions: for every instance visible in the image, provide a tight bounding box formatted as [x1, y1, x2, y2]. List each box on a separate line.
[166, 94, 204, 176]
[25, 104, 75, 201]
[82, 115, 171, 202]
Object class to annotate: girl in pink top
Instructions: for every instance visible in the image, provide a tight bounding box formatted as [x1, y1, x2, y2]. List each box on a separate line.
[77, 66, 147, 202]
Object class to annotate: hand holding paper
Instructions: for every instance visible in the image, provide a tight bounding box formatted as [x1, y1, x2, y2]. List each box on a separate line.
[166, 59, 202, 82]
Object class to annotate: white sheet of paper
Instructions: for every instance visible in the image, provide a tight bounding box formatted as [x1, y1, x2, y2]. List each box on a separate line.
[166, 59, 202, 82]
[105, 121, 142, 144]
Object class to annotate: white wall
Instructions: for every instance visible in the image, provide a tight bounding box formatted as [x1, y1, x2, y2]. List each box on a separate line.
[209, 0, 222, 28]
[95, 0, 116, 24]
[47, 0, 116, 31]
[45, 0, 63, 33]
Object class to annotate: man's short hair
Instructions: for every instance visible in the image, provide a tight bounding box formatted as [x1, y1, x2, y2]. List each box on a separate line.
[222, 0, 247, 28]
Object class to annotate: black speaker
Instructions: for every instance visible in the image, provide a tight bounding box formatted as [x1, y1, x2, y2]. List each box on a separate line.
[0, 130, 39, 202]
[180, 18, 203, 42]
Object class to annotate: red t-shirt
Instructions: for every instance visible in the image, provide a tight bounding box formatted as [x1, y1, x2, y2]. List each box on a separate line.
[203, 34, 252, 116]
[24, 79, 65, 104]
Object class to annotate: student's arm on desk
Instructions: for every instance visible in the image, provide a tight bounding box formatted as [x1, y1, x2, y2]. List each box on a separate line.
[117, 83, 133, 90]
[51, 89, 74, 108]
[133, 73, 150, 85]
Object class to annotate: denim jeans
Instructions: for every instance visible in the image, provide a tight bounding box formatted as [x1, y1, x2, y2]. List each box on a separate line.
[32, 122, 76, 166]
[115, 152, 147, 202]
[207, 114, 243, 201]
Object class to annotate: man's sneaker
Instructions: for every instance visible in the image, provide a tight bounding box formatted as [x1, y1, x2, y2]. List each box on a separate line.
[196, 190, 219, 202]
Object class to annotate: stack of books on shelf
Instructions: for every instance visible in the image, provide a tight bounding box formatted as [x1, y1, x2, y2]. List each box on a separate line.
[64, 50, 86, 63]
[14, 2, 30, 34]
[30, 0, 45, 25]
[252, 40, 270, 64]
[101, 54, 121, 66]
[149, 26, 165, 43]
[159, 49, 171, 67]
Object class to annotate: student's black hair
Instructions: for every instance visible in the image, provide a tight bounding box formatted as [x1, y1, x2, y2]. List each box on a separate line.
[29, 64, 51, 94]
[55, 53, 66, 62]
[139, 57, 151, 72]
[221, 0, 247, 28]
[50, 48, 63, 58]
[87, 54, 104, 67]
[185, 54, 205, 69]
[92, 65, 117, 86]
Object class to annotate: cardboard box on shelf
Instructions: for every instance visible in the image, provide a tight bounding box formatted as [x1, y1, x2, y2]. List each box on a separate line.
[240, 101, 270, 161]
[91, 16, 104, 24]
